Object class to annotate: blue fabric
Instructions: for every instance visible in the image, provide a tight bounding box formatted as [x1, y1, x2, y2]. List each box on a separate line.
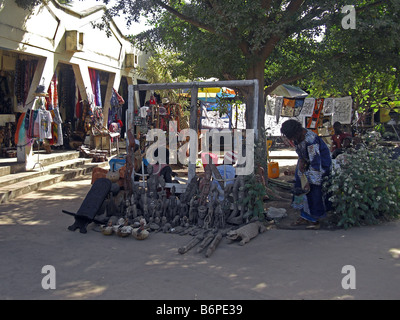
[292, 130, 332, 221]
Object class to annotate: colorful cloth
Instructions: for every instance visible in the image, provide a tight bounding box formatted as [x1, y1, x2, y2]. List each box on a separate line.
[281, 98, 296, 117]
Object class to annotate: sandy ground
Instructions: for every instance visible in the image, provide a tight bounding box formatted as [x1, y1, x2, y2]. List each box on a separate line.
[0, 173, 399, 301]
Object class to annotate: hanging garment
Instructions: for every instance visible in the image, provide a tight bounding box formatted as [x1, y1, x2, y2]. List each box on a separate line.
[46, 73, 58, 110]
[15, 112, 26, 146]
[53, 108, 63, 146]
[110, 88, 124, 107]
[39, 109, 53, 140]
[88, 68, 101, 107]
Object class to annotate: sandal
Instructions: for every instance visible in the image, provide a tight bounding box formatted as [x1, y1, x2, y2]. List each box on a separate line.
[306, 222, 320, 230]
[291, 217, 310, 226]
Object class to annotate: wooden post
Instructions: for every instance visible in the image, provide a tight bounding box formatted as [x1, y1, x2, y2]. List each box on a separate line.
[188, 86, 198, 182]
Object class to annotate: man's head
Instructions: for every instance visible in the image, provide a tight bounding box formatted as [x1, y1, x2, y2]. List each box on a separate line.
[281, 119, 304, 142]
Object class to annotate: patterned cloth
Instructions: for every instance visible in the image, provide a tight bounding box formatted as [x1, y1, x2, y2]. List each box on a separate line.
[292, 129, 332, 221]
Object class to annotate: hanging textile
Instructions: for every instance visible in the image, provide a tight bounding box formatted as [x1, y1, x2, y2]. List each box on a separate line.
[307, 98, 324, 130]
[299, 98, 315, 117]
[110, 88, 124, 107]
[332, 96, 352, 124]
[89, 68, 102, 107]
[15, 112, 26, 146]
[323, 98, 334, 115]
[281, 98, 296, 117]
[274, 96, 283, 122]
[46, 73, 58, 110]
[14, 59, 38, 110]
[0, 74, 12, 114]
[294, 98, 305, 117]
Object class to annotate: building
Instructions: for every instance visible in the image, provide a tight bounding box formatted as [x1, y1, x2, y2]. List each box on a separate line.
[0, 0, 150, 169]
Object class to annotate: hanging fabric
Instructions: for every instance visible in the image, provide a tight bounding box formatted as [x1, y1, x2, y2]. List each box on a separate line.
[46, 73, 58, 110]
[89, 68, 102, 107]
[281, 98, 296, 117]
[14, 59, 38, 111]
[307, 98, 324, 131]
[294, 98, 305, 117]
[15, 112, 26, 146]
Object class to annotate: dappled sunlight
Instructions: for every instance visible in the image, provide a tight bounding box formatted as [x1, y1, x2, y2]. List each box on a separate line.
[332, 294, 355, 300]
[252, 282, 268, 291]
[145, 258, 166, 266]
[54, 280, 107, 299]
[0, 206, 50, 226]
[0, 178, 92, 226]
[389, 248, 400, 259]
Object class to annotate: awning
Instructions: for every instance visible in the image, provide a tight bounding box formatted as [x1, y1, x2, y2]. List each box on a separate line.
[270, 84, 308, 98]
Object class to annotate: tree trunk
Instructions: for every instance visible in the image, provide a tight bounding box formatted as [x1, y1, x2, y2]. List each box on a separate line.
[243, 58, 268, 176]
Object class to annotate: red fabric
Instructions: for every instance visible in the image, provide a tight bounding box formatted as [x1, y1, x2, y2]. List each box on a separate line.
[331, 132, 352, 152]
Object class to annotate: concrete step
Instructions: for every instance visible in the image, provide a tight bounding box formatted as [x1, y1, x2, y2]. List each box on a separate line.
[0, 150, 81, 177]
[0, 157, 93, 188]
[0, 157, 109, 204]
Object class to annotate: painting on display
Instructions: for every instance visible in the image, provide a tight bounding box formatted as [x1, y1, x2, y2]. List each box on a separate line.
[332, 96, 353, 124]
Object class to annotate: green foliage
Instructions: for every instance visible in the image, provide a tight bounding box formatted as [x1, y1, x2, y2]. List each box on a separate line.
[135, 48, 192, 105]
[240, 174, 266, 221]
[93, 1, 399, 136]
[325, 146, 400, 229]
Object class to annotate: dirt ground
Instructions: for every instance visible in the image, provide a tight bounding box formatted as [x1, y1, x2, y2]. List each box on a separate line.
[265, 163, 341, 231]
[147, 162, 333, 231]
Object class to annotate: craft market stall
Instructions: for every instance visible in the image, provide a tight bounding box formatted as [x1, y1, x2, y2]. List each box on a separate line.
[64, 79, 275, 257]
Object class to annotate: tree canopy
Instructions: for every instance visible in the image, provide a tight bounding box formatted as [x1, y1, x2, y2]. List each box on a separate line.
[98, 0, 399, 136]
[16, 0, 400, 139]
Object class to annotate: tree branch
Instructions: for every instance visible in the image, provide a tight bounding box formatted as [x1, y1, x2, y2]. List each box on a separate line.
[265, 52, 346, 95]
[260, 0, 305, 60]
[153, 0, 217, 35]
[356, 0, 386, 13]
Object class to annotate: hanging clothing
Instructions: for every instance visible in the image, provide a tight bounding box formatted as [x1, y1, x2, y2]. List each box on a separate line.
[46, 73, 58, 110]
[89, 68, 102, 107]
[39, 109, 53, 140]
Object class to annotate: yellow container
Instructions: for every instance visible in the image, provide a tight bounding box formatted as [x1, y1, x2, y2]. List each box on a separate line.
[268, 162, 280, 179]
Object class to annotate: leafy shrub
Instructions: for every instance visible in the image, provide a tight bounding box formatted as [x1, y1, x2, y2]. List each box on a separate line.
[240, 174, 266, 221]
[325, 146, 400, 229]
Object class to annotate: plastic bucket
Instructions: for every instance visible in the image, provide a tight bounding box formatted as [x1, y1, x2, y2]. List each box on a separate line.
[268, 162, 279, 179]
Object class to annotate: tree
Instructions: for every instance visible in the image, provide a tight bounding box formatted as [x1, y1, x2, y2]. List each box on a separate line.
[19, 0, 400, 155]
[135, 47, 193, 104]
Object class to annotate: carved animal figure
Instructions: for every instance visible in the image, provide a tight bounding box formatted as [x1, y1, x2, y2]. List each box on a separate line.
[226, 221, 267, 245]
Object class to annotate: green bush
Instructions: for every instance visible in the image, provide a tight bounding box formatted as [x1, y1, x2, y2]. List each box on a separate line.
[240, 174, 266, 221]
[325, 146, 400, 229]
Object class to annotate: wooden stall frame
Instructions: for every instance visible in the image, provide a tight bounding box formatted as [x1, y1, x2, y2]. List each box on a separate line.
[127, 79, 259, 185]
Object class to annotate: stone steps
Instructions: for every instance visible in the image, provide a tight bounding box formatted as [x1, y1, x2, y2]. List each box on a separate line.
[0, 151, 110, 204]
